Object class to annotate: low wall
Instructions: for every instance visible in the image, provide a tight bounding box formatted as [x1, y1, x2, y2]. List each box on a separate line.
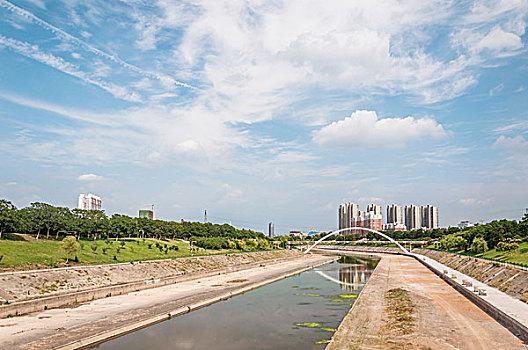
[0, 250, 301, 319]
[415, 248, 528, 301]
[416, 254, 528, 342]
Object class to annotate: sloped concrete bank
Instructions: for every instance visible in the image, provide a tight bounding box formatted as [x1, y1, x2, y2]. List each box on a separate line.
[414, 248, 528, 302]
[0, 250, 301, 318]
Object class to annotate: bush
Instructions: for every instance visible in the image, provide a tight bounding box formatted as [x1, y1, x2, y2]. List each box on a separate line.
[470, 237, 488, 254]
[496, 241, 519, 252]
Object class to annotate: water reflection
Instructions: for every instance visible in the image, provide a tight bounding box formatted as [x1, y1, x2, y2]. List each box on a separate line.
[93, 255, 378, 350]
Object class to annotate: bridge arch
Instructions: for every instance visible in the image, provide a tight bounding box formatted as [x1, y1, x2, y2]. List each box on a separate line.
[303, 227, 409, 254]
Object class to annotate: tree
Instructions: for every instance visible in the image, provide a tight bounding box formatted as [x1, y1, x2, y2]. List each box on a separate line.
[61, 236, 79, 263]
[0, 200, 17, 239]
[470, 237, 488, 253]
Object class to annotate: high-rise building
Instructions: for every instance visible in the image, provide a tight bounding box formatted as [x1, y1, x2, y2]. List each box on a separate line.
[405, 205, 421, 230]
[421, 205, 439, 229]
[386, 204, 403, 225]
[268, 222, 274, 238]
[338, 202, 381, 235]
[366, 204, 382, 215]
[78, 194, 102, 211]
[338, 202, 359, 230]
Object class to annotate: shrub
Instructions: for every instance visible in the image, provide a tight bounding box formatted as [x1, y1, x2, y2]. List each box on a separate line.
[470, 237, 488, 254]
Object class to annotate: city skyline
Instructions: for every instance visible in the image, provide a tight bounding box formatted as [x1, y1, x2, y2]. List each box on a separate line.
[1, 1, 527, 233]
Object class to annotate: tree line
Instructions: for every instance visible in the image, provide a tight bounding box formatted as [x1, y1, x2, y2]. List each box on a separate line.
[0, 199, 264, 241]
[436, 217, 528, 253]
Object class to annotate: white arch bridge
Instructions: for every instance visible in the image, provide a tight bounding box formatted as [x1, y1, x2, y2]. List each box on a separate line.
[302, 227, 409, 254]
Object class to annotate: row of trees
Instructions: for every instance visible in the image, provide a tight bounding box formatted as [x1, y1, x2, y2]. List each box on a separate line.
[437, 217, 528, 253]
[0, 199, 264, 241]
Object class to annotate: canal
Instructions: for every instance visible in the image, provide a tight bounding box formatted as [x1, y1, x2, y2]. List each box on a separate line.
[92, 255, 378, 350]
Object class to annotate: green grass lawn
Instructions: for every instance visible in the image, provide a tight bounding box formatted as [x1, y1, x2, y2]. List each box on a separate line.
[426, 242, 528, 266]
[474, 242, 528, 265]
[0, 237, 236, 269]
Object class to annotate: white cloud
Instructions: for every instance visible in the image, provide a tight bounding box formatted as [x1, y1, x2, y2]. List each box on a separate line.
[71, 52, 81, 59]
[313, 110, 447, 148]
[77, 174, 103, 181]
[1, 0, 193, 89]
[475, 27, 523, 53]
[0, 35, 143, 102]
[489, 83, 504, 96]
[493, 135, 528, 151]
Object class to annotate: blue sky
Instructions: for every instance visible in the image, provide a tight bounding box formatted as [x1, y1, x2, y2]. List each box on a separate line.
[0, 0, 527, 233]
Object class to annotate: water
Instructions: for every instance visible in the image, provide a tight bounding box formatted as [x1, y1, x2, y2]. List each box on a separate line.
[93, 255, 378, 350]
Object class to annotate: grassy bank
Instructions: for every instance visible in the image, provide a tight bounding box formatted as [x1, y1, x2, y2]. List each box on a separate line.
[0, 237, 238, 269]
[425, 242, 528, 266]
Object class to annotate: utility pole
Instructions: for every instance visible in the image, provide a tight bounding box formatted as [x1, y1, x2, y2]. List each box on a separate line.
[151, 204, 154, 219]
[204, 209, 207, 223]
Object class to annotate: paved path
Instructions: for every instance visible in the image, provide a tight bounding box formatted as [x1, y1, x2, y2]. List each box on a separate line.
[326, 251, 525, 350]
[415, 252, 528, 329]
[0, 254, 334, 350]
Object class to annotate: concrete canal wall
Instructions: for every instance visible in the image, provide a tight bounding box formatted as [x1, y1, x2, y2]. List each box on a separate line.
[0, 250, 301, 319]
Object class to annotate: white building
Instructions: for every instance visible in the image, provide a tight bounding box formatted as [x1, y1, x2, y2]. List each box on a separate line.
[78, 193, 102, 211]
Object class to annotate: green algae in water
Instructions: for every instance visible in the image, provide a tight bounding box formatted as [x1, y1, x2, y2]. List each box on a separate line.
[339, 294, 357, 298]
[315, 340, 331, 344]
[296, 322, 321, 328]
[320, 327, 336, 332]
[295, 293, 320, 297]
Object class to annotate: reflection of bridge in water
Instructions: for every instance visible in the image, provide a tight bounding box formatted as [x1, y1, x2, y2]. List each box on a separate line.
[315, 263, 373, 291]
[339, 264, 371, 291]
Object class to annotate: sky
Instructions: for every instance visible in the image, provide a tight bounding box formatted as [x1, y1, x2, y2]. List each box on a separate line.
[0, 0, 527, 234]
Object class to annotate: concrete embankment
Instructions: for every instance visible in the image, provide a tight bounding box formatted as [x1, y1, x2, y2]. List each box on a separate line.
[0, 250, 301, 318]
[0, 252, 335, 350]
[415, 248, 528, 301]
[320, 249, 524, 350]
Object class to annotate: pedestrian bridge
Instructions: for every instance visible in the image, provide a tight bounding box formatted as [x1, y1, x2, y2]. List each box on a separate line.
[303, 227, 409, 254]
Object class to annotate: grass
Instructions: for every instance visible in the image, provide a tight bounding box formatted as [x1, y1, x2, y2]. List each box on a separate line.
[0, 237, 238, 269]
[476, 242, 528, 265]
[427, 242, 528, 266]
[382, 288, 416, 336]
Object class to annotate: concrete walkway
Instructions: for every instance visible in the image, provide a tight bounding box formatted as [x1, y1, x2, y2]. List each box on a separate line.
[326, 251, 524, 350]
[0, 254, 334, 350]
[414, 252, 528, 329]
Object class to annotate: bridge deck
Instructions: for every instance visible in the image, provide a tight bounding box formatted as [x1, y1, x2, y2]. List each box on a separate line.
[327, 251, 524, 350]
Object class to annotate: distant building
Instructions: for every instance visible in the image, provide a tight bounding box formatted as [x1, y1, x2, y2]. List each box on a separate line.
[405, 205, 421, 230]
[268, 222, 274, 238]
[366, 204, 382, 215]
[458, 220, 474, 230]
[78, 194, 102, 211]
[350, 212, 382, 234]
[421, 205, 439, 229]
[139, 210, 154, 220]
[386, 204, 403, 225]
[382, 223, 406, 231]
[338, 203, 359, 230]
[338, 202, 382, 235]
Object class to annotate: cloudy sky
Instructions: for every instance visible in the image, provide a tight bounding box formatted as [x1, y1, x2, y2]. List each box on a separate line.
[1, 0, 527, 233]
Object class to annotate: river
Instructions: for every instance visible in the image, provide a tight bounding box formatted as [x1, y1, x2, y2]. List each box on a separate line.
[92, 255, 378, 350]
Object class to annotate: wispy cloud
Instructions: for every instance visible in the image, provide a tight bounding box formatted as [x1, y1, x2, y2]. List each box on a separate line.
[0, 0, 194, 90]
[0, 35, 142, 102]
[77, 174, 104, 181]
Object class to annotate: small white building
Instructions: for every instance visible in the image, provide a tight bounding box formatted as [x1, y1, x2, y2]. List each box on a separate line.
[78, 193, 102, 211]
[458, 220, 474, 230]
